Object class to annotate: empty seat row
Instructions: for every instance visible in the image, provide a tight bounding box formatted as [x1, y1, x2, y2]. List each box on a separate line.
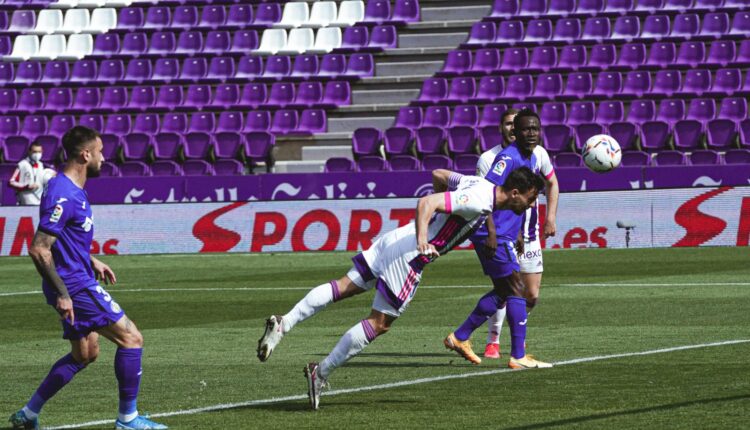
[556, 149, 750, 168]
[466, 11, 750, 47]
[441, 40, 750, 77]
[4, 33, 92, 60]
[489, 0, 747, 21]
[2, 8, 116, 35]
[0, 81, 350, 114]
[414, 69, 750, 105]
[98, 159, 250, 177]
[0, 54, 375, 85]
[254, 25, 396, 55]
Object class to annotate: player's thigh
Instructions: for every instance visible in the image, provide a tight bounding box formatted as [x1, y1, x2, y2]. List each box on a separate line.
[474, 240, 520, 280]
[97, 314, 143, 348]
[491, 270, 525, 297]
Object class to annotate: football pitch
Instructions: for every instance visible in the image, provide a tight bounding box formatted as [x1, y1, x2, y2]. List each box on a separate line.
[1, 247, 749, 429]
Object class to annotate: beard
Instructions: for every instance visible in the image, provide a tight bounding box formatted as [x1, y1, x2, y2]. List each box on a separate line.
[87, 162, 101, 178]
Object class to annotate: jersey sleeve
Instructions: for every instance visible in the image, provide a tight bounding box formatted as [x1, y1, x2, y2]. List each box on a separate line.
[483, 155, 516, 186]
[538, 147, 555, 180]
[476, 153, 492, 178]
[445, 180, 493, 220]
[37, 192, 74, 237]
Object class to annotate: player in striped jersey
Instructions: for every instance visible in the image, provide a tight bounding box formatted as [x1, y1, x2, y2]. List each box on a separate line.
[256, 168, 544, 409]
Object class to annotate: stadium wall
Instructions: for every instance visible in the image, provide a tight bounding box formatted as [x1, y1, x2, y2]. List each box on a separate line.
[1, 186, 749, 256]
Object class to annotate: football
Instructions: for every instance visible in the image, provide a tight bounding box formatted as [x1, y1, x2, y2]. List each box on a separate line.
[582, 134, 622, 173]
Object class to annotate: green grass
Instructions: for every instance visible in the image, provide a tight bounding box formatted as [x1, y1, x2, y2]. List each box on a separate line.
[1, 247, 749, 429]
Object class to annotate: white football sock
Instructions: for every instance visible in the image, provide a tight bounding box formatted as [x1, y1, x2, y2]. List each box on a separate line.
[486, 307, 507, 345]
[282, 282, 336, 333]
[21, 406, 38, 420]
[319, 320, 376, 380]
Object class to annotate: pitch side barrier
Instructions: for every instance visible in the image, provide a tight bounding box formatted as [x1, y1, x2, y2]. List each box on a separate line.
[1, 186, 749, 256]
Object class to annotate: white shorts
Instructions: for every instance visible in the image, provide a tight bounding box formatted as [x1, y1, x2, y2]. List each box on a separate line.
[518, 239, 543, 274]
[347, 224, 425, 318]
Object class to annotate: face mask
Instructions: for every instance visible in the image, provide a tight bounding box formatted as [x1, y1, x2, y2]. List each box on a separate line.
[30, 153, 42, 162]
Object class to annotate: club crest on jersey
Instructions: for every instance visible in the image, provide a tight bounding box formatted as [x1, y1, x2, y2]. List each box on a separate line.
[50, 204, 63, 223]
[457, 194, 470, 205]
[492, 160, 507, 176]
[110, 301, 121, 313]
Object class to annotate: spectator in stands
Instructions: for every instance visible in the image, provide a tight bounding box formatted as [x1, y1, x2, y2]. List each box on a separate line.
[9, 142, 54, 206]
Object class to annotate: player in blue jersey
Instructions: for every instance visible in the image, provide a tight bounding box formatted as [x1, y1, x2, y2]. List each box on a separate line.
[9, 127, 167, 430]
[443, 109, 558, 369]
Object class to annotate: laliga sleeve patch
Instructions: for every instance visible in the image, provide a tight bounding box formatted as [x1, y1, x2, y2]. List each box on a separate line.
[492, 160, 507, 176]
[50, 204, 63, 223]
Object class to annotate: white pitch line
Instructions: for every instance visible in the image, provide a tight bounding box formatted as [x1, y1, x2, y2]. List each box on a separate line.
[47, 339, 750, 430]
[2, 282, 750, 298]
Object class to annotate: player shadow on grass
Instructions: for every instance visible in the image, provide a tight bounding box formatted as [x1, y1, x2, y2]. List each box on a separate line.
[503, 394, 750, 430]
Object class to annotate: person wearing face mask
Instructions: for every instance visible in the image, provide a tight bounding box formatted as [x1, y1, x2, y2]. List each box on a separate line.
[9, 142, 51, 206]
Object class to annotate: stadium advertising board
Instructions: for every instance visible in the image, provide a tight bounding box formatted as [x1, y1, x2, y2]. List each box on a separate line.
[1, 186, 749, 256]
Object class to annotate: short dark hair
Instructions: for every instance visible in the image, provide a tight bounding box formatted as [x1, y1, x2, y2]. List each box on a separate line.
[501, 108, 520, 122]
[512, 108, 541, 131]
[501, 167, 545, 195]
[28, 141, 42, 150]
[62, 126, 99, 159]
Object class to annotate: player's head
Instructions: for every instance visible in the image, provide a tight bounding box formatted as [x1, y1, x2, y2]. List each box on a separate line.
[512, 109, 541, 152]
[500, 108, 519, 147]
[27, 142, 43, 162]
[499, 166, 544, 215]
[62, 126, 103, 178]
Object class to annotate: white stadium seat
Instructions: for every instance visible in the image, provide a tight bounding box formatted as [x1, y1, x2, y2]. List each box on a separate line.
[59, 9, 90, 34]
[306, 1, 337, 28]
[30, 34, 66, 60]
[105, 0, 133, 6]
[50, 0, 79, 9]
[276, 2, 310, 29]
[4, 35, 40, 62]
[278, 28, 314, 54]
[77, 0, 107, 7]
[254, 29, 287, 55]
[87, 8, 117, 34]
[58, 34, 93, 60]
[308, 27, 342, 54]
[29, 10, 63, 35]
[331, 1, 365, 27]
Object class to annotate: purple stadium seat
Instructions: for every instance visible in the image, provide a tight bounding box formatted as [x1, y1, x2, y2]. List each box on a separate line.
[126, 86, 156, 112]
[18, 89, 45, 114]
[562, 72, 593, 100]
[121, 32, 147, 57]
[554, 152, 582, 168]
[621, 71, 651, 98]
[699, 13, 729, 39]
[255, 3, 282, 26]
[228, 4, 254, 29]
[558, 45, 586, 71]
[389, 155, 420, 171]
[270, 110, 299, 134]
[454, 153, 480, 173]
[244, 111, 271, 132]
[642, 15, 671, 40]
[542, 124, 572, 153]
[200, 5, 227, 30]
[100, 134, 120, 162]
[206, 57, 235, 83]
[393, 0, 420, 23]
[20, 115, 48, 139]
[42, 61, 69, 86]
[491, 0, 519, 20]
[440, 50, 472, 76]
[363, 0, 391, 24]
[611, 16, 640, 41]
[554, 18, 582, 42]
[743, 119, 750, 149]
[519, 0, 547, 17]
[162, 113, 188, 134]
[291, 55, 319, 80]
[709, 68, 741, 96]
[183, 132, 212, 159]
[717, 97, 747, 121]
[352, 127, 382, 157]
[213, 84, 240, 110]
[596, 101, 625, 124]
[0, 63, 14, 86]
[706, 119, 738, 149]
[657, 99, 687, 125]
[423, 105, 449, 128]
[705, 40, 736, 67]
[15, 61, 42, 85]
[122, 133, 151, 161]
[0, 89, 17, 115]
[671, 13, 700, 39]
[0, 37, 10, 57]
[79, 114, 103, 132]
[153, 85, 183, 112]
[415, 78, 448, 105]
[98, 59, 124, 84]
[653, 151, 687, 166]
[151, 160, 182, 176]
[724, 149, 750, 164]
[179, 58, 208, 83]
[529, 73, 563, 101]
[582, 17, 610, 42]
[152, 133, 182, 160]
[118, 8, 144, 31]
[347, 53, 374, 78]
[0, 115, 20, 138]
[183, 84, 211, 111]
[133, 113, 159, 135]
[3, 136, 30, 163]
[504, 74, 533, 100]
[620, 151, 651, 166]
[682, 69, 711, 96]
[238, 83, 267, 109]
[182, 160, 214, 176]
[119, 161, 151, 177]
[628, 100, 656, 125]
[673, 120, 703, 150]
[689, 149, 722, 165]
[99, 162, 119, 177]
[574, 123, 605, 151]
[421, 154, 453, 170]
[445, 77, 476, 104]
[188, 113, 216, 134]
[525, 19, 553, 43]
[500, 47, 529, 73]
[528, 46, 557, 72]
[394, 107, 422, 129]
[646, 42, 677, 69]
[123, 59, 152, 84]
[415, 127, 445, 156]
[694, 0, 724, 10]
[92, 34, 120, 58]
[298, 109, 326, 133]
[466, 22, 496, 46]
[451, 105, 479, 127]
[675, 41, 706, 68]
[231, 30, 258, 52]
[42, 88, 73, 114]
[474, 75, 504, 102]
[341, 26, 370, 52]
[173, 6, 199, 29]
[479, 104, 508, 127]
[651, 70, 681, 97]
[730, 11, 750, 37]
[213, 132, 243, 159]
[325, 157, 356, 172]
[214, 159, 244, 176]
[549, 0, 576, 16]
[147, 32, 175, 57]
[568, 101, 596, 125]
[175, 31, 204, 56]
[357, 155, 390, 172]
[513, 102, 537, 112]
[496, 20, 525, 44]
[217, 111, 244, 133]
[592, 71, 622, 99]
[244, 131, 275, 171]
[263, 55, 292, 80]
[608, 122, 639, 151]
[540, 102, 566, 125]
[383, 127, 414, 156]
[70, 60, 97, 85]
[144, 6, 171, 30]
[33, 135, 60, 164]
[447, 126, 477, 155]
[616, 43, 646, 70]
[686, 98, 716, 122]
[49, 115, 74, 137]
[640, 121, 671, 152]
[204, 31, 231, 55]
[665, 0, 693, 11]
[236, 55, 263, 80]
[321, 81, 351, 107]
[319, 54, 346, 78]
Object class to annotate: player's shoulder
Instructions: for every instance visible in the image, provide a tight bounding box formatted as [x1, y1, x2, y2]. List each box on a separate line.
[532, 145, 551, 158]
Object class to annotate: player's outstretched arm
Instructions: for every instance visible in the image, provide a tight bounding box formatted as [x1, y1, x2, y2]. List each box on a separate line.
[543, 172, 560, 238]
[91, 256, 117, 285]
[29, 230, 75, 324]
[415, 192, 446, 257]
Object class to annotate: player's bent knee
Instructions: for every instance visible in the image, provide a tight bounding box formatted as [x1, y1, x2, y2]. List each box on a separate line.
[337, 275, 366, 299]
[526, 296, 538, 309]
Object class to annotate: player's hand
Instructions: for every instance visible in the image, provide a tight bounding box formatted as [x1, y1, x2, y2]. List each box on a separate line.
[28, 183, 39, 190]
[92, 258, 117, 285]
[56, 296, 74, 325]
[515, 239, 525, 256]
[417, 242, 440, 259]
[482, 235, 497, 258]
[544, 218, 557, 238]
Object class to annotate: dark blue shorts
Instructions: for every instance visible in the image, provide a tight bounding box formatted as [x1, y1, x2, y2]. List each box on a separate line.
[45, 284, 125, 340]
[471, 238, 520, 279]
